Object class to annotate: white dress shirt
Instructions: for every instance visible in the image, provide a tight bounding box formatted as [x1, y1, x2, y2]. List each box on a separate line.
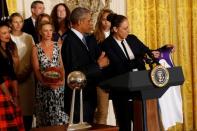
[11, 32, 35, 116]
[104, 31, 110, 38]
[31, 17, 36, 27]
[71, 28, 88, 50]
[114, 38, 135, 60]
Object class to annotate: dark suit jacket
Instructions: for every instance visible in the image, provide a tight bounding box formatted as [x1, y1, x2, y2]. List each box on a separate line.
[61, 30, 102, 103]
[22, 17, 38, 44]
[101, 34, 152, 79]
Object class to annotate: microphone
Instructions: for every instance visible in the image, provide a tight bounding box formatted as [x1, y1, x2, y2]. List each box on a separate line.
[144, 52, 160, 69]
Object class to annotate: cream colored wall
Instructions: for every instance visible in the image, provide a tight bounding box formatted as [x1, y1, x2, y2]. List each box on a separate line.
[16, 0, 64, 18]
[16, 0, 126, 18]
[110, 0, 126, 15]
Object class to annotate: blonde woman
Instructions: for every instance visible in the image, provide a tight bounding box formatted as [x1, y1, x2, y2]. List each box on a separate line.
[10, 12, 35, 131]
[94, 9, 113, 125]
[32, 21, 68, 127]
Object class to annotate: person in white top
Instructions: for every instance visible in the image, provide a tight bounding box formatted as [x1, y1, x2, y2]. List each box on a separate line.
[93, 9, 115, 125]
[10, 12, 35, 131]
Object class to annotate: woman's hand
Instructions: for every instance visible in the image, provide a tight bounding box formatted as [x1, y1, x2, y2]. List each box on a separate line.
[42, 79, 64, 90]
[165, 44, 175, 52]
[152, 51, 160, 58]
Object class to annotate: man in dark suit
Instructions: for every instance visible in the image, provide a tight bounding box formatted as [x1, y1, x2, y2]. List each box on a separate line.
[61, 7, 109, 123]
[22, 0, 44, 44]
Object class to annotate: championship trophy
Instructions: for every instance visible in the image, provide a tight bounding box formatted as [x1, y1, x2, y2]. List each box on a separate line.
[67, 71, 92, 131]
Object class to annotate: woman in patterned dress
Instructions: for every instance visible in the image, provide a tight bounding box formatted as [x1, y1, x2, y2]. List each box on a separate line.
[32, 21, 68, 127]
[0, 21, 24, 131]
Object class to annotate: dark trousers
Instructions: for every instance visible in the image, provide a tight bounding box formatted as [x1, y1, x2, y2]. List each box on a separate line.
[112, 94, 133, 131]
[23, 116, 33, 131]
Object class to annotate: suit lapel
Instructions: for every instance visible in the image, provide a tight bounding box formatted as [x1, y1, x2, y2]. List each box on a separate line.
[126, 37, 136, 57]
[29, 18, 34, 28]
[70, 30, 89, 52]
[110, 36, 129, 61]
[69, 30, 96, 62]
[27, 17, 35, 30]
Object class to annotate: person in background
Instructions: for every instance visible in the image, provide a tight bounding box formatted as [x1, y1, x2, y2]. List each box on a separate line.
[94, 9, 113, 44]
[101, 13, 161, 131]
[35, 13, 63, 43]
[61, 7, 109, 123]
[36, 13, 52, 26]
[93, 9, 113, 125]
[50, 3, 70, 41]
[9, 12, 35, 131]
[32, 21, 68, 127]
[22, 0, 45, 44]
[35, 13, 52, 42]
[0, 21, 24, 131]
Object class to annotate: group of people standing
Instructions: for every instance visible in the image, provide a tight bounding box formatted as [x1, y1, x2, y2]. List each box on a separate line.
[0, 1, 173, 131]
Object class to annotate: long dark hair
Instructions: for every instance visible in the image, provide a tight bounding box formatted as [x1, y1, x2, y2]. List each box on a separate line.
[50, 3, 70, 33]
[0, 21, 17, 58]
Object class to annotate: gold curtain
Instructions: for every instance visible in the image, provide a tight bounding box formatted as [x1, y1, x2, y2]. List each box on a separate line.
[6, 0, 17, 15]
[127, 0, 197, 131]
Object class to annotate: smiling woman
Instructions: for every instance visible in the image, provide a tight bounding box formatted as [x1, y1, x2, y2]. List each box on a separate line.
[9, 12, 36, 131]
[0, 21, 24, 131]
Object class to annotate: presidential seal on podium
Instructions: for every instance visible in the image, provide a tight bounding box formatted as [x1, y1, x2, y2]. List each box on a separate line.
[151, 65, 170, 87]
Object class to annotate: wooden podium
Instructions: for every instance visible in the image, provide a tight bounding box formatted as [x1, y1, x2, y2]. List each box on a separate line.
[31, 124, 118, 131]
[100, 66, 184, 131]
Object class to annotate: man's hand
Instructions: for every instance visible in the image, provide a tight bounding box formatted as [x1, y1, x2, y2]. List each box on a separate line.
[97, 51, 110, 69]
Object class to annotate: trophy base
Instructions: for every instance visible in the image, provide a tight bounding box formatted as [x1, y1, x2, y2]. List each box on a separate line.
[67, 122, 92, 131]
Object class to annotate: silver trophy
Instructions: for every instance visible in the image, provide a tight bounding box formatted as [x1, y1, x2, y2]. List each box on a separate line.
[67, 71, 92, 131]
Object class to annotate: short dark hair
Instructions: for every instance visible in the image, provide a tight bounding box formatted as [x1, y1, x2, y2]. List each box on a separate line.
[70, 7, 91, 25]
[107, 13, 127, 28]
[31, 0, 44, 9]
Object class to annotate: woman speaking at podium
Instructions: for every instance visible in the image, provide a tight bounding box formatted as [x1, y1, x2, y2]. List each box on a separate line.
[101, 13, 171, 131]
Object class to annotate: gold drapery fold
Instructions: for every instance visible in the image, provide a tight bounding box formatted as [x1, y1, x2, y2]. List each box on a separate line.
[127, 0, 196, 131]
[192, 0, 197, 130]
[6, 0, 16, 15]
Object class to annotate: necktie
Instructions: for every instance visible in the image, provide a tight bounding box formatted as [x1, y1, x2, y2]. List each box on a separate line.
[121, 41, 130, 60]
[82, 36, 89, 50]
